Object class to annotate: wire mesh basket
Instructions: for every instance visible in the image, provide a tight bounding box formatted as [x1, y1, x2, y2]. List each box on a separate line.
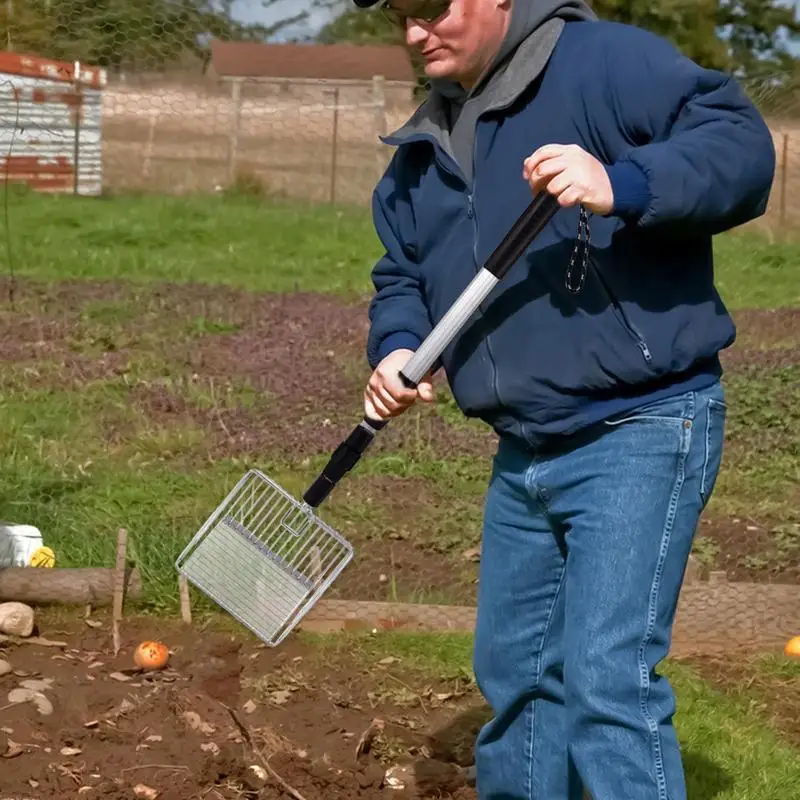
[175, 470, 353, 646]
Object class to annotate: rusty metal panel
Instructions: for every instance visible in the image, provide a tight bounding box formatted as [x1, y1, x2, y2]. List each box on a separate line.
[0, 51, 106, 196]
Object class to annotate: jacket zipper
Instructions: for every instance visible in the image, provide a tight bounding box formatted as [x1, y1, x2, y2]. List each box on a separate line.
[590, 259, 652, 363]
[468, 135, 504, 412]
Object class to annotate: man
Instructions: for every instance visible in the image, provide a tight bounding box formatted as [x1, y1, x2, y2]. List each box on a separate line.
[353, 1, 775, 798]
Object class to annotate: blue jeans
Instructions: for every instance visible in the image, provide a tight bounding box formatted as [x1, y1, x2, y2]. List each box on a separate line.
[473, 382, 727, 800]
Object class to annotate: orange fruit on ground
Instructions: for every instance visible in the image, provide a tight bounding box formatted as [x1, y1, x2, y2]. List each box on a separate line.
[133, 640, 170, 670]
[784, 636, 800, 658]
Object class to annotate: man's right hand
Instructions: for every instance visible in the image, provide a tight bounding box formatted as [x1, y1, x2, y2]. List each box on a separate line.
[364, 349, 435, 421]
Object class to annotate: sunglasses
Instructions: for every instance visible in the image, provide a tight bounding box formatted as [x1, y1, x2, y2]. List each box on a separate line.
[379, 0, 452, 27]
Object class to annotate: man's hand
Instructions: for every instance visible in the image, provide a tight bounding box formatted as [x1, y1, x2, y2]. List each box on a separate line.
[364, 349, 434, 421]
[523, 144, 613, 215]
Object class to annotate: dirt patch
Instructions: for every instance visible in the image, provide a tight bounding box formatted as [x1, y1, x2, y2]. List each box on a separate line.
[0, 614, 480, 799]
[674, 652, 800, 750]
[722, 308, 800, 371]
[321, 475, 482, 606]
[694, 516, 800, 584]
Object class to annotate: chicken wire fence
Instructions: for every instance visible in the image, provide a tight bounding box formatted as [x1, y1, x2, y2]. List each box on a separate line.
[2, 4, 797, 224]
[0, 2, 417, 206]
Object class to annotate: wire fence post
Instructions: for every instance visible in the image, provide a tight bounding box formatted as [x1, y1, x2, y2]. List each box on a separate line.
[72, 60, 82, 196]
[227, 78, 242, 186]
[779, 131, 789, 237]
[372, 74, 387, 182]
[329, 86, 340, 204]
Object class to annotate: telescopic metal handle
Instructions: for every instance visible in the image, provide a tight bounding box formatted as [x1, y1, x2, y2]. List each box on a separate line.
[302, 192, 560, 508]
[400, 191, 560, 387]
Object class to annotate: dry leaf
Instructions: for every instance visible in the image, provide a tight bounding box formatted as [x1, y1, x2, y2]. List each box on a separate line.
[28, 779, 39, 788]
[201, 742, 220, 755]
[60, 746, 82, 756]
[249, 765, 268, 782]
[2, 739, 24, 758]
[84, 619, 103, 629]
[378, 657, 400, 666]
[133, 785, 159, 800]
[270, 689, 291, 705]
[145, 734, 162, 743]
[19, 678, 53, 692]
[7, 687, 53, 716]
[109, 672, 131, 682]
[242, 699, 257, 714]
[84, 720, 99, 729]
[182, 711, 215, 735]
[355, 718, 385, 761]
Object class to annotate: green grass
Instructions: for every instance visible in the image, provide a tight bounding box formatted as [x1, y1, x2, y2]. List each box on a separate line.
[1, 188, 798, 308]
[1, 188, 379, 296]
[0, 191, 796, 791]
[0, 190, 796, 603]
[713, 229, 800, 308]
[299, 629, 800, 798]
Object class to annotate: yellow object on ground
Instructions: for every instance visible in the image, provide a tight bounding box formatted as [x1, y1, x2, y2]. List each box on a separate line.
[784, 636, 800, 658]
[29, 546, 56, 568]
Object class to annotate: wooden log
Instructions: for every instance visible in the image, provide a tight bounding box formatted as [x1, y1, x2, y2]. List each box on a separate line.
[0, 567, 141, 606]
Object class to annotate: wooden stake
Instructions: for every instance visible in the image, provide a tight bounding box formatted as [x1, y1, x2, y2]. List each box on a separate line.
[178, 575, 192, 625]
[112, 528, 128, 657]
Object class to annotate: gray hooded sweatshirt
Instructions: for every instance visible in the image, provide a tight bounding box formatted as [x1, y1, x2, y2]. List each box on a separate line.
[397, 0, 596, 184]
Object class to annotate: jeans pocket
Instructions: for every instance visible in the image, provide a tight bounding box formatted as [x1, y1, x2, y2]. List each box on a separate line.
[602, 391, 694, 427]
[700, 397, 727, 505]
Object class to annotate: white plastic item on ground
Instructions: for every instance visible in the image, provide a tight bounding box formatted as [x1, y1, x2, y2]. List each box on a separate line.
[0, 523, 44, 567]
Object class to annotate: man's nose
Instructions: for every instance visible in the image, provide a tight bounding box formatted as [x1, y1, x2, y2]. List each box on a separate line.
[406, 20, 428, 48]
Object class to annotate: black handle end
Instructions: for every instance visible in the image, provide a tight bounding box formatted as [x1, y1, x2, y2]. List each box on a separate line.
[302, 416, 386, 508]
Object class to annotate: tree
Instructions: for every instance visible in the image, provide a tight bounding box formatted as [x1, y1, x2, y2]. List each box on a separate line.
[0, 0, 307, 72]
[591, 0, 730, 70]
[716, 0, 799, 78]
[316, 3, 400, 45]
[315, 0, 797, 81]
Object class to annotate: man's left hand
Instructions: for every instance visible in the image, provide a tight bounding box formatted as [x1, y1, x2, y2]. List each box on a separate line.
[523, 144, 613, 215]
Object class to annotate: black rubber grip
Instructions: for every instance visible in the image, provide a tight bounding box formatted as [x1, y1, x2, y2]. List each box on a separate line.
[302, 416, 387, 508]
[484, 192, 560, 280]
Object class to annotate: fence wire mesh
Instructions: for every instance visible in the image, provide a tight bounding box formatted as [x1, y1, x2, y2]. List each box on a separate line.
[0, 2, 417, 204]
[0, 4, 798, 228]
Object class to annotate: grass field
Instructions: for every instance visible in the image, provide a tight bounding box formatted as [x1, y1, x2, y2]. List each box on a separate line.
[0, 188, 797, 797]
[1, 189, 797, 604]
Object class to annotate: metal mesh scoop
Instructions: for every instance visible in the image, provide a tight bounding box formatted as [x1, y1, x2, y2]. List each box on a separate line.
[175, 470, 353, 646]
[176, 192, 559, 646]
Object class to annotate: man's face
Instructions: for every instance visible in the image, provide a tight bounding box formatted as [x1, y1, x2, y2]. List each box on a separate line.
[385, 0, 511, 88]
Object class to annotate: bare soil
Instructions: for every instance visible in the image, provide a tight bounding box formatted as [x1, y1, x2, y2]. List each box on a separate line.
[0, 613, 480, 799]
[674, 652, 800, 751]
[0, 279, 796, 594]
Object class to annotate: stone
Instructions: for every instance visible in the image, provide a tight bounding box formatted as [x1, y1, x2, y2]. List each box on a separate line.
[0, 603, 34, 638]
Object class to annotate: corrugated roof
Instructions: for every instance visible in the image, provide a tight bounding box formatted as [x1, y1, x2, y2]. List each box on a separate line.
[209, 40, 415, 83]
[0, 50, 106, 90]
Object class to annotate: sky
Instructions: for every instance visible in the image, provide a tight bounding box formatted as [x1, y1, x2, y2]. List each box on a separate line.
[230, 0, 800, 52]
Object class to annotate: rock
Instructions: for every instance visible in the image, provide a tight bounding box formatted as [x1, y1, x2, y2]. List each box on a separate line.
[0, 603, 34, 638]
[133, 785, 159, 799]
[0, 659, 11, 677]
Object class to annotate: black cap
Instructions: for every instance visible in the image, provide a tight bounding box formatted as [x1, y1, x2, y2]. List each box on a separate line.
[353, 0, 381, 6]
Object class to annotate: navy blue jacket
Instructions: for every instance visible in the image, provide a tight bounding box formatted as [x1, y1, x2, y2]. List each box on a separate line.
[365, 21, 775, 447]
